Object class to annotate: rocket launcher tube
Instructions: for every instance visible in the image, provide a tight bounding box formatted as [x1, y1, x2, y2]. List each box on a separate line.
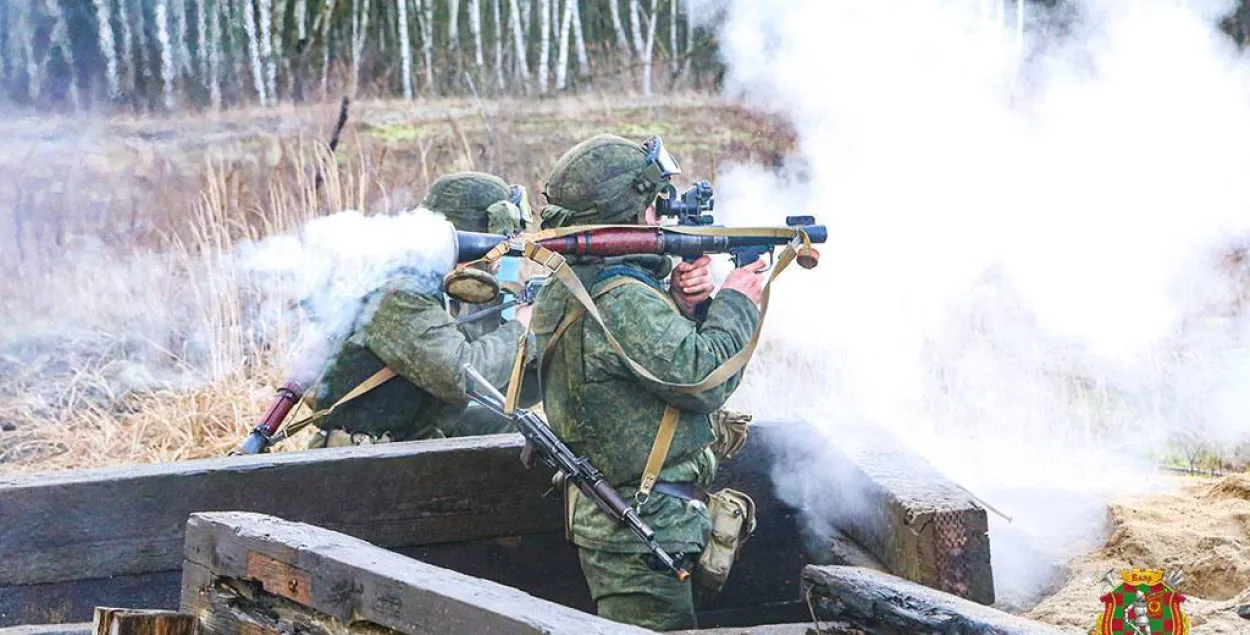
[454, 225, 827, 269]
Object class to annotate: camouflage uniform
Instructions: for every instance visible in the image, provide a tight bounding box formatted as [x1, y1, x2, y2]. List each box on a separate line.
[531, 135, 760, 631]
[307, 172, 533, 447]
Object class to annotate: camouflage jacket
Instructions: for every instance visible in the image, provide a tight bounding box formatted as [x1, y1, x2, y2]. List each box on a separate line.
[310, 273, 531, 441]
[530, 255, 760, 553]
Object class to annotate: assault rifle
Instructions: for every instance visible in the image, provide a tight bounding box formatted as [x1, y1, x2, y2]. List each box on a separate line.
[229, 277, 546, 456]
[462, 363, 692, 581]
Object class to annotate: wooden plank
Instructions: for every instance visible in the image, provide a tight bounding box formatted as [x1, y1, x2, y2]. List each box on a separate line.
[90, 609, 195, 635]
[759, 420, 994, 604]
[672, 626, 814, 635]
[179, 511, 657, 635]
[0, 572, 181, 628]
[0, 624, 92, 635]
[0, 434, 561, 588]
[801, 565, 1067, 635]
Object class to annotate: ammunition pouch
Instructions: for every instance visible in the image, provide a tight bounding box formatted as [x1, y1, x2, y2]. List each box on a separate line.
[709, 408, 751, 461]
[695, 488, 756, 593]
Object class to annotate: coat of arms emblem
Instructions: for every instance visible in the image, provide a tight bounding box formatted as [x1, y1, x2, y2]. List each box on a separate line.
[1093, 568, 1190, 635]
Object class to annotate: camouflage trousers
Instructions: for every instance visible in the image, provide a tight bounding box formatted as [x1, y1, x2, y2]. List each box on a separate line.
[577, 547, 701, 632]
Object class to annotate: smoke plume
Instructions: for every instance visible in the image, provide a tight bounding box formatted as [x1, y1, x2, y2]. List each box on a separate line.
[691, 0, 1250, 611]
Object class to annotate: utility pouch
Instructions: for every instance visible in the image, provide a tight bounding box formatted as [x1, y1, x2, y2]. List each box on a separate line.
[695, 487, 756, 593]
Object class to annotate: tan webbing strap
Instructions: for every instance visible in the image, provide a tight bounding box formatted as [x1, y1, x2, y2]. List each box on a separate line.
[503, 332, 528, 414]
[536, 276, 642, 386]
[638, 404, 681, 501]
[278, 367, 397, 439]
[517, 236, 802, 395]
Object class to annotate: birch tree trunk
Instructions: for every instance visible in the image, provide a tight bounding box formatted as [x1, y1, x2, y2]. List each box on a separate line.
[469, 0, 484, 67]
[349, 0, 371, 96]
[118, 0, 136, 95]
[492, 0, 504, 88]
[18, 1, 37, 102]
[536, 0, 549, 92]
[243, 0, 268, 104]
[508, 0, 528, 81]
[641, 0, 657, 95]
[209, 0, 222, 108]
[520, 0, 531, 38]
[449, 0, 462, 66]
[196, 0, 209, 87]
[419, 0, 434, 91]
[319, 0, 336, 98]
[156, 0, 175, 109]
[259, 0, 276, 101]
[1, 1, 10, 88]
[571, 0, 587, 76]
[668, 0, 678, 74]
[136, 0, 152, 80]
[397, 0, 413, 97]
[607, 0, 629, 52]
[92, 0, 122, 100]
[174, 0, 191, 76]
[554, 0, 572, 90]
[628, 0, 643, 57]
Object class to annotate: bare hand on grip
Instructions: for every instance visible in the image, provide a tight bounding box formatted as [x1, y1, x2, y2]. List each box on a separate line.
[720, 259, 767, 305]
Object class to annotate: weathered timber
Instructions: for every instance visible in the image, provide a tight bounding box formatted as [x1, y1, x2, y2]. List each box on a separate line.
[0, 623, 91, 635]
[801, 565, 1068, 635]
[0, 573, 180, 628]
[90, 608, 195, 635]
[180, 511, 656, 635]
[759, 420, 994, 604]
[0, 434, 560, 590]
[673, 625, 815, 635]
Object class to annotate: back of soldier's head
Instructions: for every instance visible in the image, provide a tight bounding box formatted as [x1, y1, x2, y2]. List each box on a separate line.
[422, 171, 527, 234]
[540, 134, 681, 229]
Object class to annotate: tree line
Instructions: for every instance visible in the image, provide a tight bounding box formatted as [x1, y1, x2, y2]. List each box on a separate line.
[0, 0, 726, 114]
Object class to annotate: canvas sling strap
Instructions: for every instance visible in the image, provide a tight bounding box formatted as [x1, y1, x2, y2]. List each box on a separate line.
[271, 366, 398, 443]
[463, 223, 814, 502]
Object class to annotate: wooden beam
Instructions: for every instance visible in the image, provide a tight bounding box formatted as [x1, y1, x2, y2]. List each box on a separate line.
[90, 609, 195, 635]
[0, 434, 560, 589]
[0, 624, 92, 635]
[758, 420, 995, 604]
[180, 511, 657, 635]
[801, 565, 1066, 635]
[0, 573, 180, 628]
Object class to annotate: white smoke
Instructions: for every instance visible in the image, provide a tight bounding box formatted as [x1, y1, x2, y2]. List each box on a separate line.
[231, 207, 459, 385]
[691, 0, 1250, 611]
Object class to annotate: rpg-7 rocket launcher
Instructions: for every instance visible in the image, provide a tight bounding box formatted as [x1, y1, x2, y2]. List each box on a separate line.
[456, 180, 825, 270]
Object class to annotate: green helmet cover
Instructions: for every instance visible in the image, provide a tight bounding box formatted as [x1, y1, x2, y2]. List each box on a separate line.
[540, 134, 666, 229]
[422, 171, 520, 234]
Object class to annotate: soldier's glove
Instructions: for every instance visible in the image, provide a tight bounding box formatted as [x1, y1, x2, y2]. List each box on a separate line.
[710, 408, 751, 460]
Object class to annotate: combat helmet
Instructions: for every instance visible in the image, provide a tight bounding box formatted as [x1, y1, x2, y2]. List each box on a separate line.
[421, 171, 532, 235]
[541, 134, 681, 229]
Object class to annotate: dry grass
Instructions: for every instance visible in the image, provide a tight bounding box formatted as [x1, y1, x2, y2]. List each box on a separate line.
[0, 92, 795, 475]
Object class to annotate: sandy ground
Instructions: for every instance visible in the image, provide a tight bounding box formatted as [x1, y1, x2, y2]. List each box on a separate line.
[1026, 473, 1250, 633]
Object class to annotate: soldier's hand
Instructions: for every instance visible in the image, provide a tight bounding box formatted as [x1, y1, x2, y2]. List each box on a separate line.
[721, 259, 767, 305]
[670, 256, 714, 316]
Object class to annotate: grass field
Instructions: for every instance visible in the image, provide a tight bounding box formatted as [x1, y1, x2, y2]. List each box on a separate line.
[0, 92, 795, 473]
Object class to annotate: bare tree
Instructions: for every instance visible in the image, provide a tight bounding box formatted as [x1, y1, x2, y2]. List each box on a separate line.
[209, 0, 223, 108]
[350, 0, 372, 97]
[92, 0, 122, 101]
[418, 0, 434, 91]
[536, 0, 550, 92]
[243, 0, 268, 104]
[259, 0, 277, 101]
[628, 0, 643, 57]
[156, 0, 176, 109]
[118, 0, 137, 95]
[319, 0, 337, 99]
[508, 0, 528, 82]
[449, 0, 462, 62]
[607, 0, 629, 53]
[197, 0, 209, 88]
[668, 0, 677, 74]
[398, 0, 414, 97]
[640, 0, 657, 95]
[175, 0, 191, 76]
[554, 0, 572, 90]
[492, 0, 504, 88]
[571, 0, 587, 77]
[469, 0, 484, 68]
